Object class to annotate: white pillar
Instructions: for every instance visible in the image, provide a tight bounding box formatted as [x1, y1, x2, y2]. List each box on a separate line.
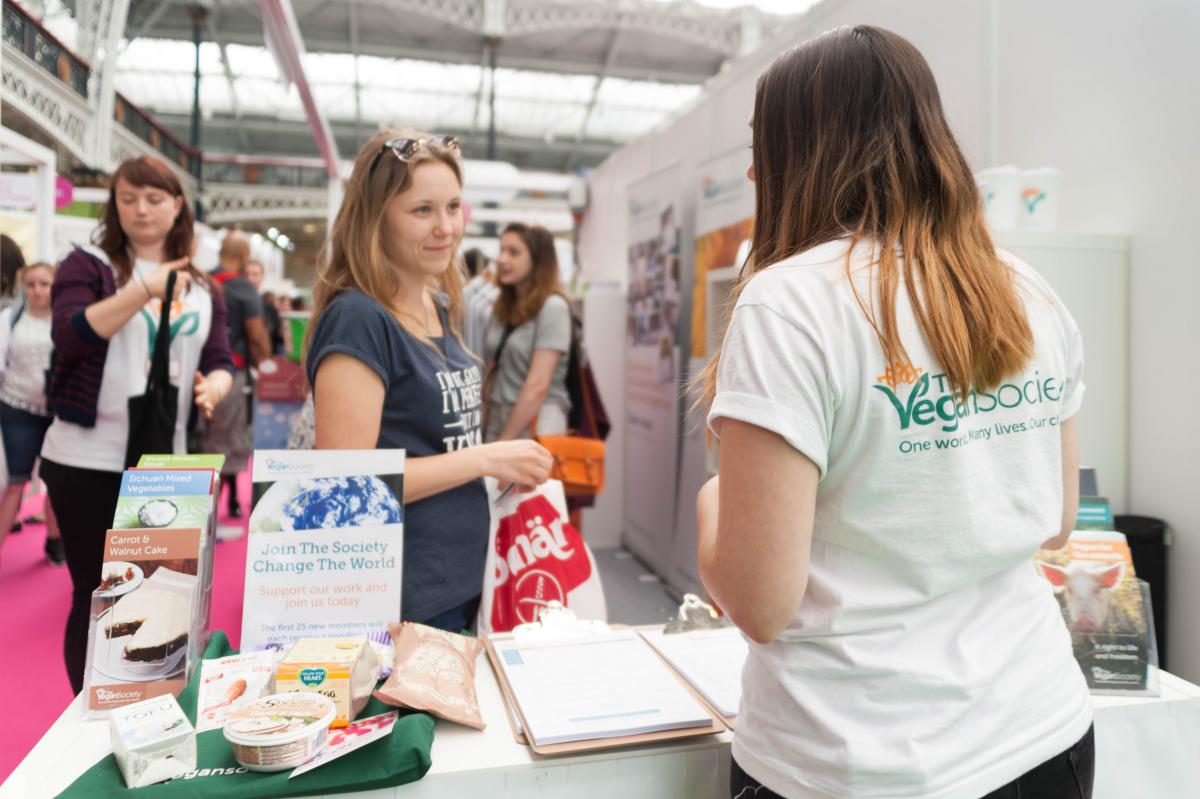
[482, 0, 507, 37]
[0, 126, 58, 261]
[35, 155, 56, 261]
[86, 0, 132, 170]
[738, 8, 762, 57]
[326, 177, 345, 235]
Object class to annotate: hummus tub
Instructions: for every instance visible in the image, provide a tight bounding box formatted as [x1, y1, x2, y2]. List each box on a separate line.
[222, 692, 336, 772]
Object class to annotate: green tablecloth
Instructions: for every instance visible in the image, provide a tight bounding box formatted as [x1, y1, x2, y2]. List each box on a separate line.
[58, 632, 435, 799]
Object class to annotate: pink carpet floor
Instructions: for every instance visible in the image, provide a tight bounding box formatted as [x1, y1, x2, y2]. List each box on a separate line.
[0, 474, 251, 783]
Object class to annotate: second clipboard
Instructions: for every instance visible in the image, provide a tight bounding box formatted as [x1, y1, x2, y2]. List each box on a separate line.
[483, 630, 728, 756]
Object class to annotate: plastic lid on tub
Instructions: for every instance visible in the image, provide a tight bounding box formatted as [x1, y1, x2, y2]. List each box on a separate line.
[222, 692, 336, 746]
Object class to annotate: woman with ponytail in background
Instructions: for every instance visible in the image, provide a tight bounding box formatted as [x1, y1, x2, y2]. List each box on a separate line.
[696, 27, 1092, 799]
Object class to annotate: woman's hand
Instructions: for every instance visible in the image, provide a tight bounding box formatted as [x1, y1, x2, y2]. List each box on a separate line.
[478, 440, 554, 489]
[193, 370, 230, 420]
[142, 257, 191, 300]
[82, 257, 194, 343]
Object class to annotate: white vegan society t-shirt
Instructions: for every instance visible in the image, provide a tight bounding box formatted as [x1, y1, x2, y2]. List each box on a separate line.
[709, 238, 1092, 799]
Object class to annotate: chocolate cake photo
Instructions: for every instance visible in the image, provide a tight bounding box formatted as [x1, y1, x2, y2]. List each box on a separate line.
[104, 588, 190, 662]
[91, 566, 197, 682]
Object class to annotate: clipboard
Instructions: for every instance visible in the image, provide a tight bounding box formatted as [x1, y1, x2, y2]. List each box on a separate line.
[483, 631, 728, 756]
[635, 625, 740, 730]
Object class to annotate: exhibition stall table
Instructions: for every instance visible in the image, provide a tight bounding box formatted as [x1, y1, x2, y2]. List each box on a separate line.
[4, 653, 1198, 798]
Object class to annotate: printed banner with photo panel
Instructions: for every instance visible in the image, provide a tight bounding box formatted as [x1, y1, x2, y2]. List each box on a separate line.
[624, 164, 685, 571]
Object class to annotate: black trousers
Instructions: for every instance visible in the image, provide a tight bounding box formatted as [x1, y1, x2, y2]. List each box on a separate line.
[731, 724, 1095, 799]
[40, 459, 123, 695]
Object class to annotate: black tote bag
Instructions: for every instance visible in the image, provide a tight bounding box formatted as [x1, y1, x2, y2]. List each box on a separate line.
[125, 271, 179, 468]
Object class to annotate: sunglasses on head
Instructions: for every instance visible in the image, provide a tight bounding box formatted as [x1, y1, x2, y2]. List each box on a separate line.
[376, 135, 460, 167]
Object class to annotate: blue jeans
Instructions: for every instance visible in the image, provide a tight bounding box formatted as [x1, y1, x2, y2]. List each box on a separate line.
[731, 725, 1095, 799]
[0, 401, 52, 482]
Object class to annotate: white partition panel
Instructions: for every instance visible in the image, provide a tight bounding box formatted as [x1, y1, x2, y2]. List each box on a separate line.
[996, 232, 1131, 512]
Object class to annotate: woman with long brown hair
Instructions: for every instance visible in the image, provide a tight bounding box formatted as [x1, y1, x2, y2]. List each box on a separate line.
[696, 27, 1092, 798]
[41, 155, 233, 693]
[483, 222, 572, 442]
[307, 130, 551, 632]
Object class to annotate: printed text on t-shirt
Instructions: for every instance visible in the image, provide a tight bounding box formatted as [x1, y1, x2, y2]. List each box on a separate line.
[875, 369, 1064, 434]
[436, 365, 483, 451]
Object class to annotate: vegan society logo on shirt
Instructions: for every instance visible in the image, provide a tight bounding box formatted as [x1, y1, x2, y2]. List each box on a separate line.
[139, 297, 201, 347]
[873, 364, 1064, 434]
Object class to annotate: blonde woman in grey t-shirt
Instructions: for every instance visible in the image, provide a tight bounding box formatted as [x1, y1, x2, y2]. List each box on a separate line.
[483, 223, 572, 442]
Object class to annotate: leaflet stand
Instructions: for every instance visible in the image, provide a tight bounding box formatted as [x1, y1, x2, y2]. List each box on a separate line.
[1085, 578, 1160, 697]
[1140, 579, 1162, 697]
[483, 604, 727, 756]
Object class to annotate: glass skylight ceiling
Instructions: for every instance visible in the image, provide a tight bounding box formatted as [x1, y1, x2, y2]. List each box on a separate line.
[113, 39, 703, 146]
[34, 0, 818, 159]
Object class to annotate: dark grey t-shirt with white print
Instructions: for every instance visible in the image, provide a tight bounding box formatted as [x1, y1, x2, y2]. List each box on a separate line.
[307, 289, 487, 623]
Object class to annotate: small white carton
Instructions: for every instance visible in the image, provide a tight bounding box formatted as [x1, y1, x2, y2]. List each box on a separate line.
[108, 694, 197, 788]
[195, 649, 276, 732]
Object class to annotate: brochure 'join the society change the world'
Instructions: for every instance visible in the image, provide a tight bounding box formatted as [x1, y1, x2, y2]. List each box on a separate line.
[241, 450, 405, 653]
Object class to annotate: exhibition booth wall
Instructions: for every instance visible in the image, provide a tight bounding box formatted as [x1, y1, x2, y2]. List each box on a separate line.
[576, 0, 1200, 684]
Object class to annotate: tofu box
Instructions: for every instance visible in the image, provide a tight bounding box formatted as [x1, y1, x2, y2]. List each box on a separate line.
[108, 694, 196, 788]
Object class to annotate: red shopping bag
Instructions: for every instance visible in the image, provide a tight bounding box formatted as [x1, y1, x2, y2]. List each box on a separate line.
[477, 479, 608, 634]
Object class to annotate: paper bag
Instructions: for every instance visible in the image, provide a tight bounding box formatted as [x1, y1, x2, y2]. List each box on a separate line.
[477, 479, 607, 634]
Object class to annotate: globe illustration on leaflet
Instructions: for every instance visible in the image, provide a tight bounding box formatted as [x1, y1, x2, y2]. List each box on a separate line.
[279, 476, 402, 530]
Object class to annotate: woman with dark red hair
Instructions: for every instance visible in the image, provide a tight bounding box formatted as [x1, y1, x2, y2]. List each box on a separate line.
[40, 155, 233, 693]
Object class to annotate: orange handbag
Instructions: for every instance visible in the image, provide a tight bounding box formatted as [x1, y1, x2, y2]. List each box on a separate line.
[536, 431, 606, 495]
[530, 333, 608, 495]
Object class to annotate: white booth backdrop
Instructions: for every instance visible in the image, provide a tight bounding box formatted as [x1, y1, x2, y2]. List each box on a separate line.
[576, 0, 1200, 684]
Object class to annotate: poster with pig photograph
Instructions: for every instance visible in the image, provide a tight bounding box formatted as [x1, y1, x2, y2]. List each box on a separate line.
[1034, 531, 1152, 692]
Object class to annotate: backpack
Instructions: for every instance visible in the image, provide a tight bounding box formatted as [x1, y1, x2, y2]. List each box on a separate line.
[534, 303, 610, 497]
